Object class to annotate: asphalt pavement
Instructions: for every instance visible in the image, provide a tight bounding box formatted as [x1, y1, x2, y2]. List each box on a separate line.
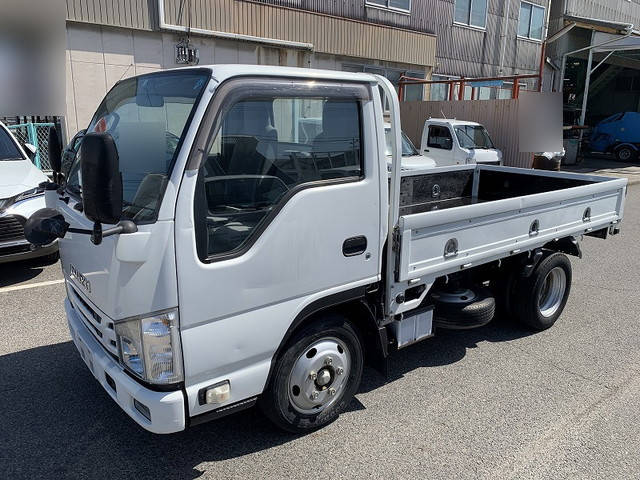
[1, 187, 639, 480]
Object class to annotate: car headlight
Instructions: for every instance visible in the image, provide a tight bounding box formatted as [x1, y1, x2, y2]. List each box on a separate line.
[14, 186, 45, 203]
[115, 309, 183, 385]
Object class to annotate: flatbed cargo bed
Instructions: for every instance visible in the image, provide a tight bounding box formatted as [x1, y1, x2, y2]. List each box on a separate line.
[387, 164, 627, 315]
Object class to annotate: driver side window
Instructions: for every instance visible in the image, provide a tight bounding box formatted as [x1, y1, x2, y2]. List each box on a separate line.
[195, 94, 363, 259]
[428, 125, 453, 150]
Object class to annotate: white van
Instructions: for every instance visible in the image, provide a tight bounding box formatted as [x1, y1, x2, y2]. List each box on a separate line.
[420, 119, 502, 166]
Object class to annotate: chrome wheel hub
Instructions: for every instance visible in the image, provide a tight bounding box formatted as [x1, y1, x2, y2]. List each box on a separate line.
[288, 337, 350, 414]
[538, 267, 567, 318]
[316, 368, 332, 387]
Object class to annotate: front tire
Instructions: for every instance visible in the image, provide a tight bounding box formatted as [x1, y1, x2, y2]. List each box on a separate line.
[513, 253, 572, 331]
[260, 313, 363, 433]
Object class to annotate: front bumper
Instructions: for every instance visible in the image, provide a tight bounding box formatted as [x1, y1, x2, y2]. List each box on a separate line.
[66, 299, 186, 434]
[0, 195, 58, 264]
[0, 239, 57, 264]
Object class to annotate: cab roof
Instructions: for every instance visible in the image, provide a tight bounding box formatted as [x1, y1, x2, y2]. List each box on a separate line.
[158, 64, 379, 85]
[426, 118, 482, 127]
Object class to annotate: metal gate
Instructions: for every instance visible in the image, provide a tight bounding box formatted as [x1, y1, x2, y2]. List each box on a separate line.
[7, 122, 55, 171]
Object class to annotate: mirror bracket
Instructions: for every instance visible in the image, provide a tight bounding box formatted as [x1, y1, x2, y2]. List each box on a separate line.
[90, 220, 138, 245]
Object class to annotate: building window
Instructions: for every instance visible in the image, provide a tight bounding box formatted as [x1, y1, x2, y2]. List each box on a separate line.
[454, 0, 487, 29]
[365, 0, 411, 13]
[518, 2, 545, 41]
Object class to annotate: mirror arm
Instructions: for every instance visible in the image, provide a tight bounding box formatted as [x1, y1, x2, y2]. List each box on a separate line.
[90, 220, 138, 245]
[67, 227, 93, 234]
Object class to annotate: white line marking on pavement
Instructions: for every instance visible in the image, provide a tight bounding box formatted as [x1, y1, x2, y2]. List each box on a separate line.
[0, 279, 65, 294]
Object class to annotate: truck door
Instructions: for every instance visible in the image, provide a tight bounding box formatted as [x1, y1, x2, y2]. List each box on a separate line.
[174, 77, 382, 416]
[422, 124, 455, 165]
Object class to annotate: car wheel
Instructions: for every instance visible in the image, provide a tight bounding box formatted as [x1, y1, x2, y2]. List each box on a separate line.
[513, 253, 572, 331]
[615, 146, 636, 162]
[260, 313, 363, 433]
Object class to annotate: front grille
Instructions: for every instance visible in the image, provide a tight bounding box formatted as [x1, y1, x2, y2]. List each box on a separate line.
[0, 215, 25, 242]
[68, 282, 119, 358]
[0, 244, 30, 256]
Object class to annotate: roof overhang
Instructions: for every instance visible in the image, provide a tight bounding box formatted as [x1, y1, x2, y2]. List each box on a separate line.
[564, 14, 635, 35]
[592, 32, 640, 53]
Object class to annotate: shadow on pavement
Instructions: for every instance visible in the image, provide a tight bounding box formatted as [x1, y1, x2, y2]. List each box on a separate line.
[0, 318, 533, 480]
[360, 317, 535, 393]
[0, 255, 59, 288]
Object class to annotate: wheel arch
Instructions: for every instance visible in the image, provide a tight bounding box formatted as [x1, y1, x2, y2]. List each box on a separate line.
[263, 286, 387, 391]
[614, 143, 639, 152]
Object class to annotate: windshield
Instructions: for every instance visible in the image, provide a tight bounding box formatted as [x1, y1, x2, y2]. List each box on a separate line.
[384, 128, 419, 156]
[0, 127, 24, 161]
[66, 69, 209, 222]
[455, 125, 495, 150]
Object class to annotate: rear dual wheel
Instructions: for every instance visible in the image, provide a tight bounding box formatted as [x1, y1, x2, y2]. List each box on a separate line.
[493, 252, 572, 331]
[260, 314, 363, 433]
[512, 253, 572, 330]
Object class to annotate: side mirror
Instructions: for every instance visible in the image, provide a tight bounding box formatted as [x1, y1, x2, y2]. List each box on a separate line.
[23, 143, 37, 161]
[81, 132, 123, 226]
[24, 208, 70, 246]
[48, 126, 62, 173]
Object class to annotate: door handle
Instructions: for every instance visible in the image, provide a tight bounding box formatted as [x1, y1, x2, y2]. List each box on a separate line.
[342, 236, 367, 257]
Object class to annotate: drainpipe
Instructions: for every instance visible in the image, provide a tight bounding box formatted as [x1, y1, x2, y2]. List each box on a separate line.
[537, 1, 553, 91]
[157, 0, 314, 51]
[498, 0, 512, 74]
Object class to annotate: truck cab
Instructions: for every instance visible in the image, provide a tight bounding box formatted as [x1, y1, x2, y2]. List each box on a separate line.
[420, 118, 502, 166]
[26, 65, 626, 435]
[589, 112, 640, 162]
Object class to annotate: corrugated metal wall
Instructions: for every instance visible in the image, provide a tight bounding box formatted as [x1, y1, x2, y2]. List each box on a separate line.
[249, 0, 434, 33]
[66, 0, 157, 30]
[67, 0, 436, 67]
[161, 0, 436, 66]
[435, 0, 548, 78]
[400, 99, 533, 168]
[564, 0, 640, 26]
[66, 0, 552, 77]
[252, 0, 550, 78]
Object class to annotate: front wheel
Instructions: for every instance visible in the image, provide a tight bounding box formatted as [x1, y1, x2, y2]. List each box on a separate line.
[260, 314, 363, 433]
[513, 253, 572, 331]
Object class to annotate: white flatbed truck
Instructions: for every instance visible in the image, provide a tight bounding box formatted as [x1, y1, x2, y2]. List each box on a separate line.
[26, 65, 626, 434]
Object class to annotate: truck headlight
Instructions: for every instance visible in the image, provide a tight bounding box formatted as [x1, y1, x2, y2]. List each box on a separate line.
[115, 309, 183, 385]
[15, 186, 45, 202]
[0, 187, 44, 211]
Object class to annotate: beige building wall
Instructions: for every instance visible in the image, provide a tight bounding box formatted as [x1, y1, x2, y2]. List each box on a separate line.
[65, 22, 431, 137]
